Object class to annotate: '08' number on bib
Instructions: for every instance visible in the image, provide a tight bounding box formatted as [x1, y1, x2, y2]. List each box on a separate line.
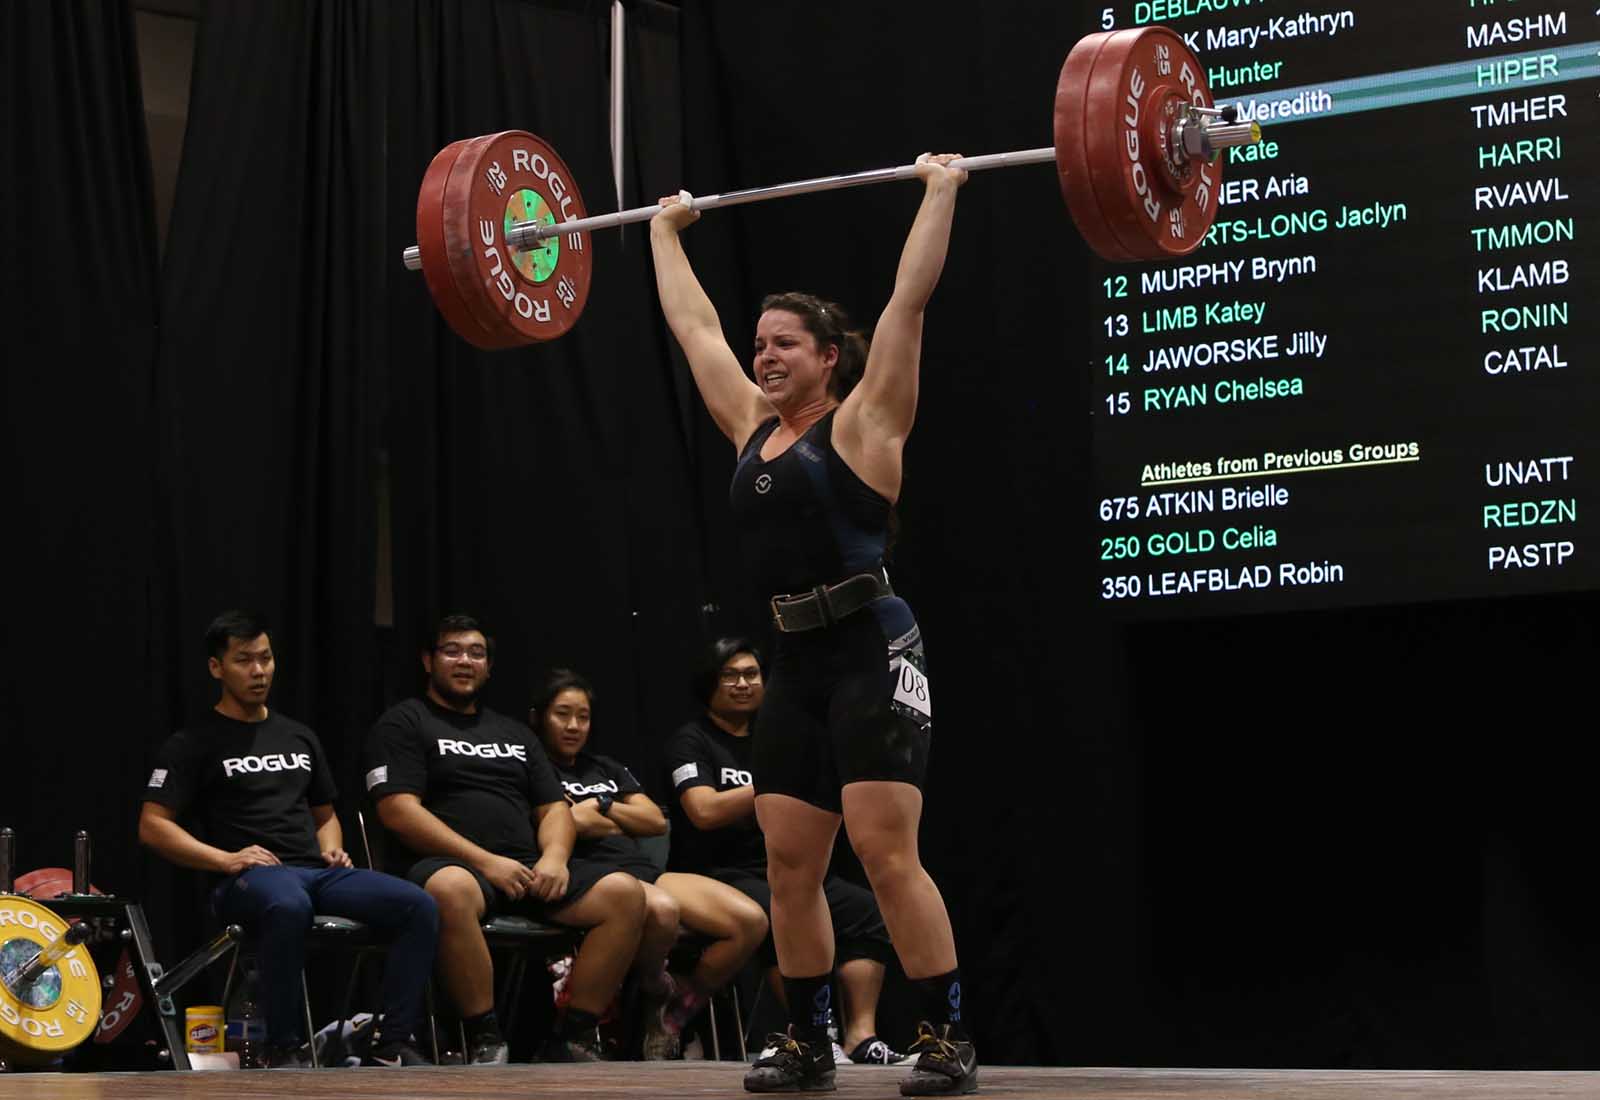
[892, 658, 931, 720]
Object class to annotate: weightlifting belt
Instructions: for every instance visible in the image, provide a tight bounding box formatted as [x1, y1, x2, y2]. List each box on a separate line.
[770, 570, 892, 633]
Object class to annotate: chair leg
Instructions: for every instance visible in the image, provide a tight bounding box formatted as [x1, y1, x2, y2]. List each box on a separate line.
[425, 981, 442, 1064]
[708, 992, 722, 1061]
[302, 972, 320, 1068]
[742, 978, 764, 1055]
[333, 952, 365, 1061]
[731, 983, 747, 1061]
[500, 949, 530, 1044]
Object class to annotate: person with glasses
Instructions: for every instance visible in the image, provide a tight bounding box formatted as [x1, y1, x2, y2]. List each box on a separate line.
[651, 154, 975, 1095]
[364, 613, 646, 1063]
[529, 667, 768, 1060]
[664, 638, 909, 1071]
[139, 610, 438, 1068]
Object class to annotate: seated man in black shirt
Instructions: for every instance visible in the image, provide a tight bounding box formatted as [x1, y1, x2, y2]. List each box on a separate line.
[139, 610, 438, 1068]
[665, 637, 908, 1066]
[365, 614, 646, 1063]
[531, 668, 768, 1060]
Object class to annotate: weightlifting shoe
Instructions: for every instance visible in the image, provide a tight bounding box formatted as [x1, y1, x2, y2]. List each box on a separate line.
[898, 1022, 977, 1095]
[744, 1028, 836, 1092]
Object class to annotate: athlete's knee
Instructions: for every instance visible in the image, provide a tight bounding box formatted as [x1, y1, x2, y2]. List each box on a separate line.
[848, 829, 921, 889]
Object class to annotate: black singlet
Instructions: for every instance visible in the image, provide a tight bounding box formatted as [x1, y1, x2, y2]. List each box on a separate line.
[730, 409, 893, 598]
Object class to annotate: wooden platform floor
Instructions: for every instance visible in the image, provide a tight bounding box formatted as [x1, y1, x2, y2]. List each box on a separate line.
[7, 1063, 1600, 1100]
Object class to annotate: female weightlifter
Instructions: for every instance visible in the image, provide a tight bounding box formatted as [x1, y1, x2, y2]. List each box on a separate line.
[649, 154, 977, 1096]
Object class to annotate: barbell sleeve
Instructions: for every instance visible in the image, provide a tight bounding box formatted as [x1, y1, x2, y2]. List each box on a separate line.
[5, 923, 90, 992]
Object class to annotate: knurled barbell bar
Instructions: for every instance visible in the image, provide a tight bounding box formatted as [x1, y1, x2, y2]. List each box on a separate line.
[402, 26, 1260, 350]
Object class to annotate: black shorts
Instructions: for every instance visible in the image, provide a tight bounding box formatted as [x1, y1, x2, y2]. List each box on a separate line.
[753, 598, 932, 813]
[405, 855, 630, 919]
[710, 867, 893, 968]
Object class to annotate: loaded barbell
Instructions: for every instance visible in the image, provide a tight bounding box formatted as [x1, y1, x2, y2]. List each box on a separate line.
[401, 26, 1261, 350]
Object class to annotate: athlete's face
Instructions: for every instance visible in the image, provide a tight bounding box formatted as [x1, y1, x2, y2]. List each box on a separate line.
[537, 687, 592, 764]
[424, 630, 491, 706]
[753, 310, 837, 407]
[709, 652, 763, 719]
[209, 634, 274, 709]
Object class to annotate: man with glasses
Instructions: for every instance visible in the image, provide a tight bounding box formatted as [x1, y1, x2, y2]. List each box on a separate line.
[664, 637, 908, 1066]
[365, 614, 646, 1063]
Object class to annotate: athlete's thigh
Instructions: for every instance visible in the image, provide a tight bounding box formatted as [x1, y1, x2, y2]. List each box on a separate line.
[753, 659, 840, 811]
[829, 621, 931, 788]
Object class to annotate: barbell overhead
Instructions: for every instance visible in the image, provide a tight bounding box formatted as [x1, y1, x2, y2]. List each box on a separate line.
[403, 25, 1260, 349]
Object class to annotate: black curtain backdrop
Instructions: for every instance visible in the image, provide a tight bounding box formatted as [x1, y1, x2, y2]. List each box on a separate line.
[3, 0, 167, 910]
[152, 0, 394, 956]
[6, 0, 1600, 1073]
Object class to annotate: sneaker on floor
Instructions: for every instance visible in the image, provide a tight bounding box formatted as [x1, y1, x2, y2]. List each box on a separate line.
[467, 1031, 510, 1065]
[365, 1038, 430, 1067]
[846, 1035, 912, 1065]
[266, 1041, 316, 1069]
[542, 1024, 606, 1063]
[898, 1022, 977, 1096]
[641, 1001, 681, 1061]
[744, 1028, 836, 1093]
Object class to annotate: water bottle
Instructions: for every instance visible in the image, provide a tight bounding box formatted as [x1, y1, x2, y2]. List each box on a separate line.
[231, 968, 266, 1069]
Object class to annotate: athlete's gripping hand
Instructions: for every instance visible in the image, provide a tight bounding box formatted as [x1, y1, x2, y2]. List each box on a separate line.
[651, 191, 700, 234]
[913, 152, 968, 189]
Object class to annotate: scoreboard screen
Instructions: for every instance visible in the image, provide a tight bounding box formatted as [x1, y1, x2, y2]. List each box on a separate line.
[1088, 1, 1599, 616]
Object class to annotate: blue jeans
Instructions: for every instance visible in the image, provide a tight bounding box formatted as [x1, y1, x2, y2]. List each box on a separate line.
[214, 865, 438, 1047]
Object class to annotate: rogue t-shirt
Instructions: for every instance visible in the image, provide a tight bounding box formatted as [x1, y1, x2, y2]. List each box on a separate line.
[365, 697, 564, 868]
[142, 710, 336, 866]
[663, 717, 764, 875]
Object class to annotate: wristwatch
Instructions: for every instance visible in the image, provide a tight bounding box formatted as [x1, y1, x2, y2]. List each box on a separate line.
[595, 793, 615, 816]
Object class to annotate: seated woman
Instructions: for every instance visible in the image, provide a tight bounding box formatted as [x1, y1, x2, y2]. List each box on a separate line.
[531, 668, 769, 1059]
